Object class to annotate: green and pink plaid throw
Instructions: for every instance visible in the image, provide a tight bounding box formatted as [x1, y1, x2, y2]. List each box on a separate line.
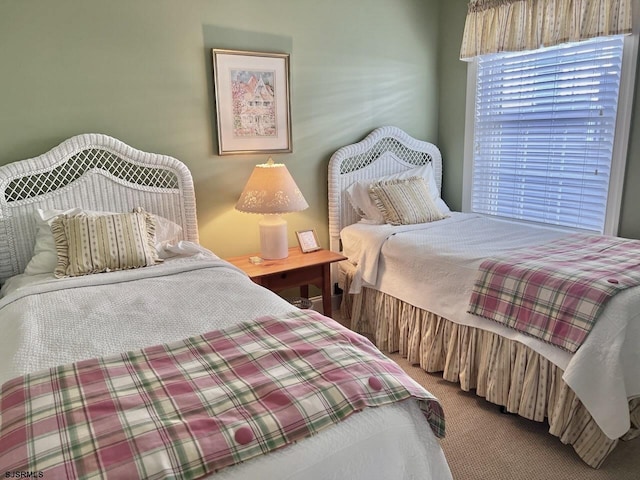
[468, 233, 640, 352]
[0, 310, 444, 479]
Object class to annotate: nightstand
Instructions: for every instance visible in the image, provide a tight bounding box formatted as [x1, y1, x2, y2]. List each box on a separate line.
[225, 247, 347, 317]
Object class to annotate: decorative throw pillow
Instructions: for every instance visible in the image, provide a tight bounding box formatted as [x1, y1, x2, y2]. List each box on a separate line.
[51, 208, 161, 278]
[368, 176, 446, 226]
[24, 208, 181, 276]
[346, 163, 450, 224]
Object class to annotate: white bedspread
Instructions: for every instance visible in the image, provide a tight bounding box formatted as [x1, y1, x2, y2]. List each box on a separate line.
[341, 213, 640, 439]
[0, 242, 451, 480]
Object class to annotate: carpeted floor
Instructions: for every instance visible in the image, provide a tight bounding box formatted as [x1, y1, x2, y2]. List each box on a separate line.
[387, 353, 639, 480]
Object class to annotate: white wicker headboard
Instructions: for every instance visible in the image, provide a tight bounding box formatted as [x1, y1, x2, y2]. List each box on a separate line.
[327, 126, 442, 253]
[0, 133, 198, 284]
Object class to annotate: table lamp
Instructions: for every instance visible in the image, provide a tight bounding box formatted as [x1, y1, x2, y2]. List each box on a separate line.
[235, 158, 309, 259]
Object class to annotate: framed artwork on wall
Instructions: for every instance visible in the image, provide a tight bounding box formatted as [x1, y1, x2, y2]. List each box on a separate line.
[212, 49, 292, 155]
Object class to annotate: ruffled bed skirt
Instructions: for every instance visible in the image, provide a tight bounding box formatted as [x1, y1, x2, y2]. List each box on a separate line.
[340, 272, 640, 469]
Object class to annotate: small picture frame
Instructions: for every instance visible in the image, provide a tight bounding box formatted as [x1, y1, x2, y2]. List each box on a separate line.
[296, 229, 321, 253]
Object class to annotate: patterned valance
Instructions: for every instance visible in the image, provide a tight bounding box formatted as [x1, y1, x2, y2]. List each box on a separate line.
[460, 0, 633, 60]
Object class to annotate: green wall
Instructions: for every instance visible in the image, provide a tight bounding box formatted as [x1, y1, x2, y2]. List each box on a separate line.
[2, 0, 637, 255]
[620, 56, 640, 239]
[0, 0, 440, 257]
[436, 0, 468, 212]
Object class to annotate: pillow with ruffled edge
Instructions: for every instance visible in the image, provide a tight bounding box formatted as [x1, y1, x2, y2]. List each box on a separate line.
[51, 208, 161, 278]
[23, 208, 182, 276]
[368, 176, 446, 226]
[346, 163, 450, 224]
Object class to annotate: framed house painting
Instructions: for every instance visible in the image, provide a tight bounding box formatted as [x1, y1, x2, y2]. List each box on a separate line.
[212, 49, 292, 155]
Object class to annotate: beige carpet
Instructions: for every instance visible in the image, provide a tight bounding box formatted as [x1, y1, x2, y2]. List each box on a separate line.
[387, 353, 639, 480]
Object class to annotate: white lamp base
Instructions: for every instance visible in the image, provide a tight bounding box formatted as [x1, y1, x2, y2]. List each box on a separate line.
[259, 215, 288, 259]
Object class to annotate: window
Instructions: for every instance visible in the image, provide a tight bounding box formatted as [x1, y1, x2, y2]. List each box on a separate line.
[463, 35, 636, 234]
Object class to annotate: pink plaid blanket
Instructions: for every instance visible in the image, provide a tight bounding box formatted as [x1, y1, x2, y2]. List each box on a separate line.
[0, 310, 444, 479]
[468, 233, 640, 352]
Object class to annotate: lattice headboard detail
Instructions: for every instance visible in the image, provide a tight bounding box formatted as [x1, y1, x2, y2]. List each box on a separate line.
[327, 126, 442, 253]
[0, 133, 198, 284]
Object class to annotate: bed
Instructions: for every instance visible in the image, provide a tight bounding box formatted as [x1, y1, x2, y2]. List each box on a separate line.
[0, 133, 452, 479]
[328, 125, 640, 469]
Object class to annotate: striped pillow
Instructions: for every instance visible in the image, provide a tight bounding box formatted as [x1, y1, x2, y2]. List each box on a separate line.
[51, 208, 161, 278]
[369, 176, 446, 225]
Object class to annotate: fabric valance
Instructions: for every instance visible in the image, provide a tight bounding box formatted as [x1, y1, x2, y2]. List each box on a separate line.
[460, 0, 633, 60]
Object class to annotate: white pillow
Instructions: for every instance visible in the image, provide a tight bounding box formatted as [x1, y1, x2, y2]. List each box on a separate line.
[346, 164, 450, 224]
[24, 208, 182, 276]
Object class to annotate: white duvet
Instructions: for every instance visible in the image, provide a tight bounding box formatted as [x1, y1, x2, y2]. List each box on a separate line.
[0, 242, 451, 480]
[341, 212, 640, 440]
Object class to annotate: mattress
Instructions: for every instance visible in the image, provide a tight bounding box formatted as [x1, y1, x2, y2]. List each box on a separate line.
[340, 212, 640, 439]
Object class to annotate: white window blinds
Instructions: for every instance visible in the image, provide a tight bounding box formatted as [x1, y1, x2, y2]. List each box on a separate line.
[471, 35, 625, 233]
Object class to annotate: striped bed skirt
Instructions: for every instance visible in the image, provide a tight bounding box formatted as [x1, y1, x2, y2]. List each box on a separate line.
[339, 267, 640, 469]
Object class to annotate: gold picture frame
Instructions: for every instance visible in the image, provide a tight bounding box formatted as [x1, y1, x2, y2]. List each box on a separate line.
[296, 229, 321, 253]
[212, 49, 292, 155]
